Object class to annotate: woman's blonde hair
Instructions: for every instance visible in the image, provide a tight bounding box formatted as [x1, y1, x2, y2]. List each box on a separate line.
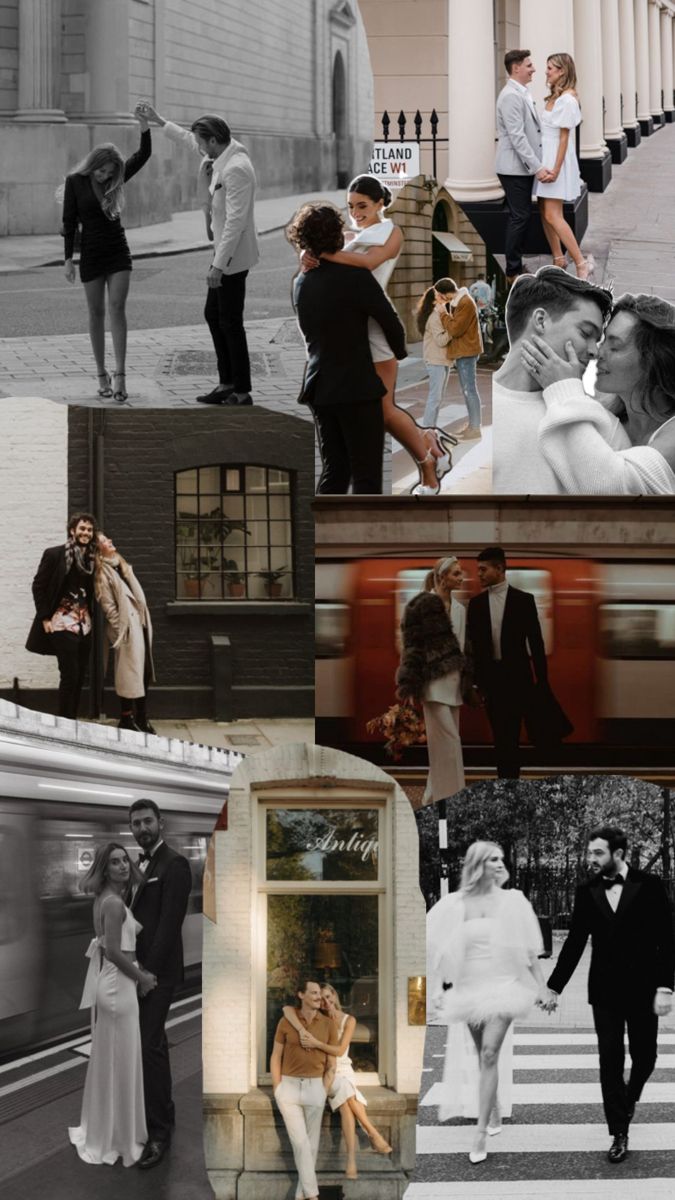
[545, 52, 577, 100]
[321, 983, 343, 1011]
[460, 840, 509, 893]
[95, 534, 132, 599]
[70, 143, 126, 219]
[80, 841, 142, 897]
[432, 556, 459, 587]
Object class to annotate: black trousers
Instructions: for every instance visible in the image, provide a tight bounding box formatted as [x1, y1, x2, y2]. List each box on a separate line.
[483, 666, 528, 779]
[204, 269, 251, 392]
[312, 399, 384, 495]
[139, 980, 176, 1141]
[593, 1003, 659, 1135]
[51, 631, 90, 719]
[498, 173, 535, 276]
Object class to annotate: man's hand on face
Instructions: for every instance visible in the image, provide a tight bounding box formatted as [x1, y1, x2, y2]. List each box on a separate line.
[654, 991, 673, 1017]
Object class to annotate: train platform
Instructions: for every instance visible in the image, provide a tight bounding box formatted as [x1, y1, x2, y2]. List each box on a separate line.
[0, 997, 211, 1200]
[84, 715, 316, 753]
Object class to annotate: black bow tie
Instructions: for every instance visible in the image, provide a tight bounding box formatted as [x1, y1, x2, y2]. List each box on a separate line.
[601, 874, 625, 889]
[138, 852, 152, 864]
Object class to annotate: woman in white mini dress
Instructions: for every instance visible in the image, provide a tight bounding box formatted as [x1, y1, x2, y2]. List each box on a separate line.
[427, 843, 550, 1164]
[307, 174, 451, 494]
[533, 54, 592, 279]
[69, 843, 157, 1166]
[283, 984, 392, 1179]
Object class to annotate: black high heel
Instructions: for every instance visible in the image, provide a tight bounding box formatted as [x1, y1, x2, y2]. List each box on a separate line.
[112, 371, 128, 402]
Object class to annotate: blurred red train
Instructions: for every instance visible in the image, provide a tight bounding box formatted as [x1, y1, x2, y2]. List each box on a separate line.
[316, 557, 675, 762]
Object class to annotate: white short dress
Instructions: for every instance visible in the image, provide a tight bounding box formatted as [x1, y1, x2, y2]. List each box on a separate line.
[327, 1013, 368, 1111]
[533, 93, 581, 202]
[345, 218, 400, 362]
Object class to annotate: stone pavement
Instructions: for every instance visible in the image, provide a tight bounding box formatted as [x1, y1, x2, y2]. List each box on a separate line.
[85, 715, 315, 753]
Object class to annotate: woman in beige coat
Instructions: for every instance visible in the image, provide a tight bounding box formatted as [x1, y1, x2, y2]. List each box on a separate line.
[96, 534, 155, 732]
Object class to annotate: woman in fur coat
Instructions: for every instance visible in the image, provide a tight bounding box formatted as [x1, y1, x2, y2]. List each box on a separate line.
[96, 533, 155, 733]
[396, 555, 471, 804]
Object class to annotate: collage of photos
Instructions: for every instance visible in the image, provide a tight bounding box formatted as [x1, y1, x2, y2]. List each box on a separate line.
[1, 2, 674, 1200]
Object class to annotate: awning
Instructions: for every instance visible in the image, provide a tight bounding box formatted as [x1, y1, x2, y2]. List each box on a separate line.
[432, 231, 474, 262]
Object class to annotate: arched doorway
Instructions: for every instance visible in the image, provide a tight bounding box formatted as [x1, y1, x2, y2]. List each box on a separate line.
[332, 51, 349, 188]
[432, 201, 450, 281]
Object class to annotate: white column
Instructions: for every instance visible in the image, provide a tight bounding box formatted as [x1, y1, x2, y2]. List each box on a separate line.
[573, 0, 609, 157]
[602, 0, 625, 140]
[519, 0, 575, 111]
[619, 0, 639, 127]
[15, 0, 65, 121]
[84, 0, 132, 123]
[445, 0, 502, 201]
[634, 0, 652, 122]
[663, 8, 675, 113]
[648, 0, 664, 118]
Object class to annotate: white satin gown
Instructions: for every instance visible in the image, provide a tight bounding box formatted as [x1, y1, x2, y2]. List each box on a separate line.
[69, 904, 147, 1166]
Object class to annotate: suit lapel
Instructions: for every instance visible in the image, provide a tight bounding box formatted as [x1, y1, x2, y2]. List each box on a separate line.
[131, 844, 163, 910]
[615, 870, 642, 917]
[590, 879, 615, 920]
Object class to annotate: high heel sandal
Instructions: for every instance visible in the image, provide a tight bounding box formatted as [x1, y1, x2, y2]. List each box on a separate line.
[552, 255, 567, 270]
[345, 1163, 359, 1179]
[469, 1128, 488, 1164]
[112, 371, 128, 403]
[575, 254, 595, 281]
[369, 1132, 392, 1155]
[411, 450, 441, 496]
[97, 371, 112, 398]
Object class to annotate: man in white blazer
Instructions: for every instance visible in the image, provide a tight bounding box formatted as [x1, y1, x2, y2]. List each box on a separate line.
[495, 50, 552, 284]
[141, 103, 260, 405]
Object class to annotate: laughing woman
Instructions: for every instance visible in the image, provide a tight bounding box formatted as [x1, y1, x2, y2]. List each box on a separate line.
[62, 103, 151, 402]
[96, 533, 156, 733]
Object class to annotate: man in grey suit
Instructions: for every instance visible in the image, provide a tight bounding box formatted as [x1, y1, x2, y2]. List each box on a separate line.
[495, 50, 553, 284]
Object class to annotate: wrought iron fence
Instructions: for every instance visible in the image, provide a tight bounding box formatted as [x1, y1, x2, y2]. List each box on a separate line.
[379, 109, 447, 180]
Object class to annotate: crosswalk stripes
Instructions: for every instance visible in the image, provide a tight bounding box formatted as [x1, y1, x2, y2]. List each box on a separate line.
[404, 1023, 675, 1198]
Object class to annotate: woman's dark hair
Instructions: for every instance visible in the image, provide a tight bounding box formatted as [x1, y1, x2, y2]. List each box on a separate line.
[415, 277, 458, 337]
[80, 841, 141, 897]
[191, 115, 231, 146]
[611, 293, 675, 413]
[348, 174, 392, 208]
[285, 202, 345, 256]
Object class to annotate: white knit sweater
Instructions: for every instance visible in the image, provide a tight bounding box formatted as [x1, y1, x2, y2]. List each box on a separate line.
[538, 378, 675, 495]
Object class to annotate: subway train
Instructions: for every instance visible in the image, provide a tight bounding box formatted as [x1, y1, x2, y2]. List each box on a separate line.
[0, 732, 232, 1061]
[316, 556, 675, 764]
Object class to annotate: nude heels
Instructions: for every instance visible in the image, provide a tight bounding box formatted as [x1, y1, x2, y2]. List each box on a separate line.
[575, 254, 595, 281]
[469, 1128, 488, 1164]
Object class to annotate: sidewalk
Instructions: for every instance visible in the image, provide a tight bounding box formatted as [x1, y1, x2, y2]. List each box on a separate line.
[0, 189, 346, 274]
[85, 715, 314, 752]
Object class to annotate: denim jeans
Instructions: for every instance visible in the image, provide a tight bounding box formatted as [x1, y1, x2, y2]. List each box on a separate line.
[455, 354, 482, 428]
[421, 363, 450, 427]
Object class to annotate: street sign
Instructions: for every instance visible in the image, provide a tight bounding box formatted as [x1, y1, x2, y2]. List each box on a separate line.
[368, 141, 421, 190]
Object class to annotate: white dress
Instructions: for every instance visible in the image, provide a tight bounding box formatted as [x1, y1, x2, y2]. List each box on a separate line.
[427, 890, 542, 1120]
[69, 904, 147, 1166]
[345, 218, 400, 362]
[539, 378, 675, 494]
[327, 1013, 368, 1111]
[422, 596, 467, 804]
[533, 93, 581, 201]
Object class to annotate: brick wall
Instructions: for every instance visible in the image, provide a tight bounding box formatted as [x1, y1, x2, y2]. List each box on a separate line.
[0, 397, 68, 692]
[66, 407, 315, 718]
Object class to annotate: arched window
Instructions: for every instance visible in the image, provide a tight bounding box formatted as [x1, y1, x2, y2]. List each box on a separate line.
[175, 465, 293, 601]
[332, 50, 347, 141]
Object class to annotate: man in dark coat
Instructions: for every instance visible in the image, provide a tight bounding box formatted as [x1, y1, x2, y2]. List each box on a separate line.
[467, 545, 547, 777]
[287, 200, 407, 495]
[129, 799, 192, 1169]
[26, 513, 98, 718]
[543, 825, 674, 1164]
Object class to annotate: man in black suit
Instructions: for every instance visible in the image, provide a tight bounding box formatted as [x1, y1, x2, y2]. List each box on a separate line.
[467, 545, 547, 778]
[287, 200, 407, 494]
[543, 825, 674, 1164]
[26, 513, 98, 718]
[129, 799, 192, 1169]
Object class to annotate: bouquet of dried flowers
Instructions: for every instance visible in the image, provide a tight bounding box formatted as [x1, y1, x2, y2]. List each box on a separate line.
[367, 698, 427, 761]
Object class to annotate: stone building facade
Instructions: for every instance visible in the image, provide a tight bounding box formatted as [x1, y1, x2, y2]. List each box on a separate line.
[202, 743, 425, 1199]
[0, 0, 374, 234]
[0, 402, 315, 720]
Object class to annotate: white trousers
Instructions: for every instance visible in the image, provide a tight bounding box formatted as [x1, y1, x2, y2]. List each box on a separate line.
[422, 701, 465, 803]
[274, 1074, 326, 1199]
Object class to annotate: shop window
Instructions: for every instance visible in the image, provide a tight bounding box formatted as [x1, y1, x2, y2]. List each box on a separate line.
[259, 800, 386, 1082]
[600, 603, 675, 659]
[175, 465, 293, 600]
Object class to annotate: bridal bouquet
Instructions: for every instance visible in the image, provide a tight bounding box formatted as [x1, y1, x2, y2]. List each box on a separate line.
[367, 699, 426, 761]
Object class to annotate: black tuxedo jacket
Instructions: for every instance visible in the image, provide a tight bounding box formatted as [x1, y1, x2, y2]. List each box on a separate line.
[131, 841, 192, 985]
[293, 260, 407, 407]
[467, 585, 547, 695]
[548, 867, 675, 1010]
[26, 544, 95, 656]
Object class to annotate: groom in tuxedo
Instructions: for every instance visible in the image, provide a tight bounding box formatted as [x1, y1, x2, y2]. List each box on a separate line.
[467, 546, 547, 778]
[130, 799, 192, 1169]
[544, 826, 674, 1164]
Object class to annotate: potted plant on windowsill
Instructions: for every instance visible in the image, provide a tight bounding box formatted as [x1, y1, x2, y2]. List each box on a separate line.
[256, 566, 290, 598]
[224, 564, 246, 598]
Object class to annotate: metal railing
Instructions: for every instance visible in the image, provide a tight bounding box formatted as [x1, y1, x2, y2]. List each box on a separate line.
[379, 109, 447, 180]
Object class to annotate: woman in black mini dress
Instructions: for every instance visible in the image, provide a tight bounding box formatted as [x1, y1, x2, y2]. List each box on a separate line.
[62, 104, 151, 401]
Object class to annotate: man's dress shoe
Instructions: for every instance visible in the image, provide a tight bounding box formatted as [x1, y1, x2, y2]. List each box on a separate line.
[608, 1134, 629, 1163]
[138, 1138, 169, 1169]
